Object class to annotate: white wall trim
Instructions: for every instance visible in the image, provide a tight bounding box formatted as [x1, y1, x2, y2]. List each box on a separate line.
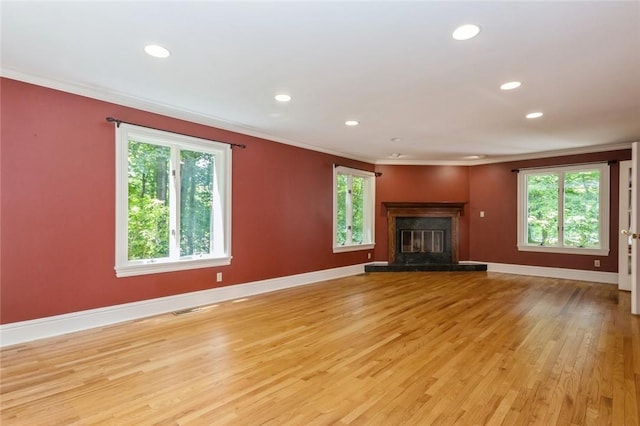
[0, 264, 365, 348]
[479, 261, 618, 284]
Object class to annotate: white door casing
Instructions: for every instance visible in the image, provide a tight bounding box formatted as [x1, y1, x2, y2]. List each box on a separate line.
[631, 142, 639, 314]
[618, 160, 632, 291]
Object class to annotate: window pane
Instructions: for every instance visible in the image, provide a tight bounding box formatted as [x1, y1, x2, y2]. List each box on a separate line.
[127, 141, 170, 260]
[564, 170, 600, 248]
[527, 173, 559, 246]
[336, 174, 347, 245]
[180, 150, 214, 257]
[351, 176, 365, 243]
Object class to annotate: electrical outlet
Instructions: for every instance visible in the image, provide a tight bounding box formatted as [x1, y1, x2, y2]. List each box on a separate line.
[368, 253, 372, 259]
[594, 260, 600, 268]
[480, 211, 485, 217]
[216, 272, 223, 282]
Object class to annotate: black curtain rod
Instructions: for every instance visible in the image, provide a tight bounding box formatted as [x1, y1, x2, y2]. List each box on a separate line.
[511, 159, 617, 173]
[105, 117, 247, 149]
[334, 163, 382, 177]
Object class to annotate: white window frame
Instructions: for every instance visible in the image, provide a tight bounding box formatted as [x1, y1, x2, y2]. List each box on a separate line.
[517, 163, 609, 255]
[333, 165, 376, 253]
[115, 124, 231, 277]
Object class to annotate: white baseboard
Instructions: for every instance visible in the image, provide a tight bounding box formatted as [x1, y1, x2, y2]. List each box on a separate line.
[0, 264, 365, 347]
[1, 261, 618, 347]
[477, 261, 618, 285]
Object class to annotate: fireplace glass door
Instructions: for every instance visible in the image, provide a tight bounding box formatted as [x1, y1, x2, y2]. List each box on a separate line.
[401, 230, 444, 253]
[395, 216, 452, 265]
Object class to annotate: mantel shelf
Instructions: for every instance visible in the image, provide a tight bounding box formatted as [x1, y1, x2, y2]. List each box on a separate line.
[383, 202, 466, 210]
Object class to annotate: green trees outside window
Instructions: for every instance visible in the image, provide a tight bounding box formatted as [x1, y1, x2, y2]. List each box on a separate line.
[526, 173, 559, 246]
[116, 123, 231, 277]
[563, 170, 601, 248]
[336, 174, 347, 245]
[127, 141, 171, 260]
[524, 167, 605, 251]
[179, 150, 214, 257]
[336, 174, 365, 245]
[351, 176, 365, 244]
[334, 166, 374, 251]
[127, 142, 216, 261]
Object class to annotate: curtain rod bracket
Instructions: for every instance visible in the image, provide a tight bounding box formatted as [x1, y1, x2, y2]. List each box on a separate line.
[106, 116, 122, 128]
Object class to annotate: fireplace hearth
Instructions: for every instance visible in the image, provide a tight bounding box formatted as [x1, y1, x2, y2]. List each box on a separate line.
[364, 202, 487, 272]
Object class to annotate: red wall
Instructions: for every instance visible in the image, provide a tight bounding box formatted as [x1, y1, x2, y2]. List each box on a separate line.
[374, 165, 470, 262]
[0, 78, 372, 324]
[1, 78, 631, 325]
[468, 151, 631, 272]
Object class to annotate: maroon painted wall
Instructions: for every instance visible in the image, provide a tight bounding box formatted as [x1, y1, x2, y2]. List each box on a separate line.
[374, 165, 470, 262]
[1, 78, 631, 325]
[468, 151, 631, 272]
[0, 78, 373, 324]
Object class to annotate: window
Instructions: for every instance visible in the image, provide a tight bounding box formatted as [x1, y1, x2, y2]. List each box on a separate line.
[517, 163, 609, 255]
[115, 124, 231, 277]
[333, 166, 375, 252]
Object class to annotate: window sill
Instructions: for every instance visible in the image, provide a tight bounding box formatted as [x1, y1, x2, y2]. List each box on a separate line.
[333, 243, 375, 253]
[517, 245, 609, 256]
[115, 256, 231, 277]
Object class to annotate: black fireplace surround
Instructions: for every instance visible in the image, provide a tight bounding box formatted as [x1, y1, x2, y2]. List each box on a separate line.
[395, 216, 452, 265]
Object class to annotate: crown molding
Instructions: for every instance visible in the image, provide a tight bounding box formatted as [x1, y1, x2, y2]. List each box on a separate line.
[375, 142, 634, 166]
[467, 142, 633, 165]
[0, 68, 375, 164]
[2, 68, 633, 167]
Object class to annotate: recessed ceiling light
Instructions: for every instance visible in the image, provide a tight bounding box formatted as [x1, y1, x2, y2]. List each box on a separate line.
[526, 112, 544, 119]
[500, 81, 522, 90]
[390, 153, 403, 158]
[452, 24, 481, 41]
[144, 44, 170, 58]
[345, 120, 359, 126]
[275, 94, 291, 102]
[390, 137, 402, 142]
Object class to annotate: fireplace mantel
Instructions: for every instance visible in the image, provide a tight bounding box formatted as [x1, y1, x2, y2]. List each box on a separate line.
[383, 202, 466, 265]
[383, 202, 466, 212]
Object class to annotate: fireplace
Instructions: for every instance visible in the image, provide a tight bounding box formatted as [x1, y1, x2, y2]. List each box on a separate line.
[384, 202, 462, 265]
[364, 202, 486, 272]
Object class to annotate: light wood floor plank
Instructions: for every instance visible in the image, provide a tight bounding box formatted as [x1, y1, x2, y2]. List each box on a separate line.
[1, 272, 639, 425]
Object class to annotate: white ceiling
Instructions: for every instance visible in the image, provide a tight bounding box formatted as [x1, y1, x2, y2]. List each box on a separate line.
[2, 1, 639, 164]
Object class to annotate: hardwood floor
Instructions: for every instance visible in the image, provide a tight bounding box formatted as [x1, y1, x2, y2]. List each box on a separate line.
[1, 272, 639, 425]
